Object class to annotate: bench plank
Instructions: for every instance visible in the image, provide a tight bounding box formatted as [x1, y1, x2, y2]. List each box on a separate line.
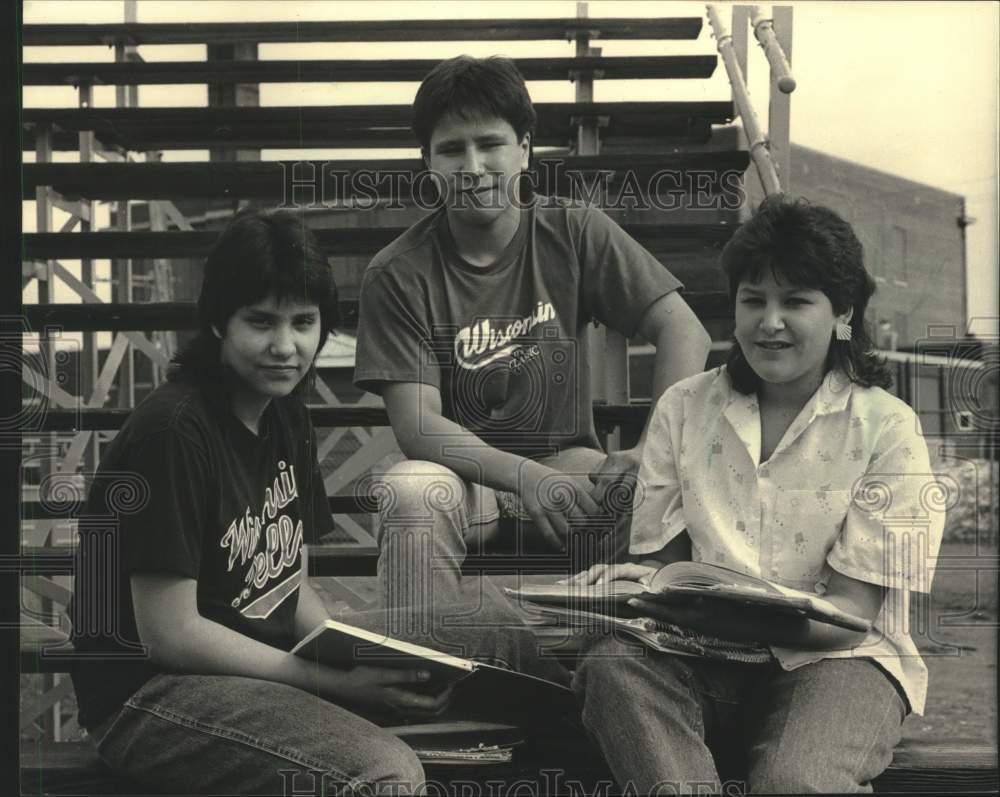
[24, 151, 749, 200]
[24, 55, 717, 86]
[23, 225, 736, 261]
[18, 739, 999, 794]
[23, 18, 704, 46]
[27, 403, 651, 433]
[23, 101, 734, 151]
[23, 292, 732, 333]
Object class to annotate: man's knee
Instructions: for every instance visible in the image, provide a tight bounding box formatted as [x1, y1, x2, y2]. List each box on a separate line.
[376, 460, 466, 518]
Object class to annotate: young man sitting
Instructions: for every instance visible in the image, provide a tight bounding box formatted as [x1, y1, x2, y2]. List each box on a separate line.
[354, 56, 711, 614]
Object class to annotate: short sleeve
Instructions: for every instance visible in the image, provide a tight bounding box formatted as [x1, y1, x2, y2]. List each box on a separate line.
[353, 267, 440, 395]
[111, 428, 212, 579]
[629, 385, 687, 555]
[574, 206, 683, 338]
[827, 409, 945, 593]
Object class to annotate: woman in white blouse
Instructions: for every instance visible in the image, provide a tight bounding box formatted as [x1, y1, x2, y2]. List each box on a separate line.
[568, 196, 945, 794]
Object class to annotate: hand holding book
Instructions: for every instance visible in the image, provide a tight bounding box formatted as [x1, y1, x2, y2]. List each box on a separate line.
[560, 561, 659, 589]
[299, 659, 455, 719]
[291, 618, 577, 724]
[517, 560, 871, 633]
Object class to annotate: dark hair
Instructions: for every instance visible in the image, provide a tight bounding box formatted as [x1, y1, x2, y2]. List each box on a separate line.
[721, 194, 891, 393]
[168, 208, 339, 392]
[412, 56, 537, 152]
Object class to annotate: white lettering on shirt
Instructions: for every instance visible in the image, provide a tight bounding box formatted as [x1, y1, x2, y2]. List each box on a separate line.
[454, 301, 556, 370]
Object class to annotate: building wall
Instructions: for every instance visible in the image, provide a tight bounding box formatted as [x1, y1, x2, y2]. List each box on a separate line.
[778, 144, 967, 348]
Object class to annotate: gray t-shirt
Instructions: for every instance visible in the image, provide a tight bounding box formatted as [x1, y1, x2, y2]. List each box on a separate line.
[354, 198, 682, 457]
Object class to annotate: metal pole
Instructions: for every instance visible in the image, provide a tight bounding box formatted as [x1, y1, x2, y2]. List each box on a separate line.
[78, 83, 99, 470]
[706, 4, 782, 196]
[751, 5, 796, 93]
[574, 3, 628, 451]
[760, 6, 794, 192]
[33, 124, 59, 742]
[113, 0, 138, 408]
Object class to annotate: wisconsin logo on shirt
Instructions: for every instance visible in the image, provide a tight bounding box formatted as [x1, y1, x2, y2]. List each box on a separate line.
[220, 460, 304, 619]
[454, 301, 557, 370]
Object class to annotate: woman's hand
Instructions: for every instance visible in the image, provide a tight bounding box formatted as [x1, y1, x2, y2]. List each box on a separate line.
[311, 664, 454, 718]
[559, 562, 658, 587]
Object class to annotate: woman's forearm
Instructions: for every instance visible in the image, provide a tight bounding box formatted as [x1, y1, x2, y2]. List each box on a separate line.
[294, 573, 333, 641]
[148, 612, 326, 695]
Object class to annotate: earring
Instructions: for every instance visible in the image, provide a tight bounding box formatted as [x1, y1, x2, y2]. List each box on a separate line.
[835, 320, 852, 341]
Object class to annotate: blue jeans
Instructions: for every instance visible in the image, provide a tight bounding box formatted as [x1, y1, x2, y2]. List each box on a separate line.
[573, 636, 907, 794]
[375, 447, 630, 627]
[89, 602, 567, 796]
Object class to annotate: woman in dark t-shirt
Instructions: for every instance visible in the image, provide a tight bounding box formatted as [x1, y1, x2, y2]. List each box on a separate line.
[69, 209, 558, 795]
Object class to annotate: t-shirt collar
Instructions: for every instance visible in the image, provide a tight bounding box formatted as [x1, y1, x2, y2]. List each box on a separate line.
[438, 205, 529, 275]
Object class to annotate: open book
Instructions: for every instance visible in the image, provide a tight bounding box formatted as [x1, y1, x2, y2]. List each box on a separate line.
[291, 618, 576, 723]
[505, 561, 871, 633]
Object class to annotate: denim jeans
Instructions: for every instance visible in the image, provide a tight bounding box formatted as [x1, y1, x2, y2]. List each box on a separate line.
[375, 447, 631, 628]
[89, 602, 568, 796]
[573, 635, 907, 794]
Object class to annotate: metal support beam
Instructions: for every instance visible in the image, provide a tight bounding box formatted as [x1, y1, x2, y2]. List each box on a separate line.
[78, 83, 99, 472]
[207, 41, 261, 164]
[574, 2, 628, 453]
[728, 6, 754, 214]
[112, 0, 138, 409]
[766, 6, 793, 192]
[732, 6, 750, 87]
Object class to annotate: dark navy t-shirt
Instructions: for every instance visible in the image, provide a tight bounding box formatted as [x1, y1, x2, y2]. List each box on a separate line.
[69, 378, 332, 730]
[354, 198, 683, 457]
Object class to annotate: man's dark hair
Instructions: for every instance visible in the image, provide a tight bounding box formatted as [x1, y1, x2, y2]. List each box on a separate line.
[169, 208, 339, 389]
[721, 194, 891, 393]
[412, 55, 537, 152]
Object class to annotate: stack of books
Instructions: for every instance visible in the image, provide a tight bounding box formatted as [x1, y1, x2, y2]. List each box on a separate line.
[504, 560, 872, 663]
[520, 603, 773, 663]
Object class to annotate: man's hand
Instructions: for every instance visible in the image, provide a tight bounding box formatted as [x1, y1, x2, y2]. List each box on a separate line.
[315, 664, 454, 719]
[518, 461, 601, 551]
[589, 446, 643, 510]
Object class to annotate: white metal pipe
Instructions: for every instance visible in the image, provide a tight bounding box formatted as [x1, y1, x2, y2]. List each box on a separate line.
[751, 5, 796, 93]
[706, 4, 782, 196]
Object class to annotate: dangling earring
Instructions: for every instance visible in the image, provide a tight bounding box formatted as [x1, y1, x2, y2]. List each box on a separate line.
[835, 320, 852, 341]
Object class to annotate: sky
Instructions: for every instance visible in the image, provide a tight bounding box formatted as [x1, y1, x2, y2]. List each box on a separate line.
[22, 0, 1000, 338]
